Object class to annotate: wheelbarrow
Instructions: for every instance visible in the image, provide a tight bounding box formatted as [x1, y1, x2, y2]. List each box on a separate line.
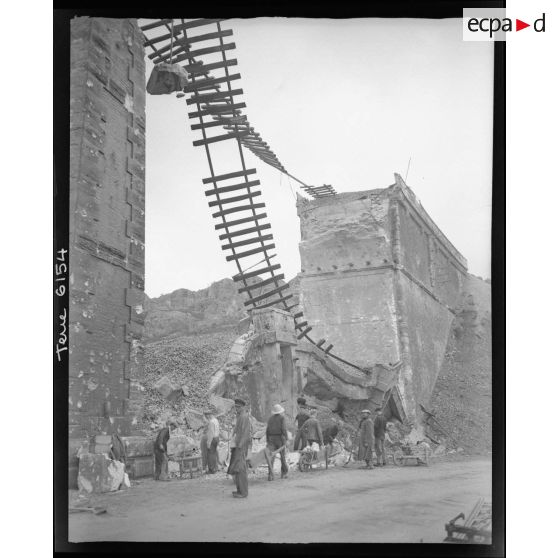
[298, 445, 329, 472]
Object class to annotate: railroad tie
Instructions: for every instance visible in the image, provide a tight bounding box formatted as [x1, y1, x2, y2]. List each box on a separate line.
[238, 273, 284, 293]
[222, 233, 273, 251]
[297, 326, 313, 340]
[225, 243, 275, 262]
[233, 264, 282, 282]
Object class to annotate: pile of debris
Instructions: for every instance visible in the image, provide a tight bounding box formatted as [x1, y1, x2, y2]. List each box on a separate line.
[142, 330, 239, 429]
[427, 276, 492, 455]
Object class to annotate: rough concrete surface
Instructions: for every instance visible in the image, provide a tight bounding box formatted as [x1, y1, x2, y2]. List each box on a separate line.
[69, 458, 490, 543]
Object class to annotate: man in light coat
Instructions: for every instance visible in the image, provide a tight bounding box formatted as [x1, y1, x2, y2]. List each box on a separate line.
[201, 407, 220, 474]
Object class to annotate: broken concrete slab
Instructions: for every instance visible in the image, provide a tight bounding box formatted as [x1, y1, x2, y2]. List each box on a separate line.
[153, 375, 177, 398]
[166, 388, 184, 402]
[78, 453, 125, 493]
[209, 394, 235, 416]
[183, 408, 205, 431]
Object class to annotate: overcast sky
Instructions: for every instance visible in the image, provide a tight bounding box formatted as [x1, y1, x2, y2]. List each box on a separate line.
[143, 17, 493, 298]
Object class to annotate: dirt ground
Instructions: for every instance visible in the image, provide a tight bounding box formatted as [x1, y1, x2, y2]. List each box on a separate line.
[69, 457, 490, 543]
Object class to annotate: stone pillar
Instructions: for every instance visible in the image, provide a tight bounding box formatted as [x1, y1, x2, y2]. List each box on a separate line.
[69, 17, 146, 439]
[249, 309, 298, 421]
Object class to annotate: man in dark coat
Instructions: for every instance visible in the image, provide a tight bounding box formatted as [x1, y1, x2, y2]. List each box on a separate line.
[374, 407, 388, 466]
[265, 404, 289, 481]
[154, 420, 177, 480]
[109, 432, 127, 465]
[323, 423, 339, 447]
[227, 398, 251, 498]
[357, 409, 374, 469]
[293, 397, 311, 450]
[300, 408, 324, 448]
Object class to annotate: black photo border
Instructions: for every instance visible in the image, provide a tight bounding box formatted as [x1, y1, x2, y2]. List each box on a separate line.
[54, 1, 505, 556]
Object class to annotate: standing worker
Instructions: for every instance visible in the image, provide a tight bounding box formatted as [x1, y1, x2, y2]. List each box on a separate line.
[357, 409, 374, 469]
[265, 404, 289, 481]
[201, 407, 220, 474]
[374, 407, 388, 467]
[154, 420, 177, 481]
[109, 431, 127, 465]
[293, 397, 311, 450]
[227, 398, 251, 498]
[300, 408, 324, 449]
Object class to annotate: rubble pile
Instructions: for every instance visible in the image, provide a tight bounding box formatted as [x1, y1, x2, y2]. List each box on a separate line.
[428, 276, 492, 455]
[142, 330, 239, 428]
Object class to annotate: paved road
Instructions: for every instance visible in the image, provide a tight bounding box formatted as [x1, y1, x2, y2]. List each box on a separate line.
[69, 458, 491, 543]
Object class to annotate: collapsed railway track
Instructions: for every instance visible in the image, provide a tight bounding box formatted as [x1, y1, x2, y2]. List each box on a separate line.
[141, 18, 363, 373]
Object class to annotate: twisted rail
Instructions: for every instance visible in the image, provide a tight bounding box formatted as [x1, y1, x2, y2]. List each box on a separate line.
[141, 18, 362, 372]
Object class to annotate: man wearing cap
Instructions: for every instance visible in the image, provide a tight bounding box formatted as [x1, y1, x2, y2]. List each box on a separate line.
[201, 407, 220, 474]
[227, 398, 251, 498]
[374, 407, 388, 467]
[300, 408, 324, 449]
[154, 420, 177, 481]
[265, 404, 289, 481]
[357, 409, 374, 469]
[293, 397, 311, 451]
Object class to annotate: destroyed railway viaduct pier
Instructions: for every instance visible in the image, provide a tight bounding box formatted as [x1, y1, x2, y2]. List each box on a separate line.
[68, 17, 469, 482]
[295, 175, 467, 424]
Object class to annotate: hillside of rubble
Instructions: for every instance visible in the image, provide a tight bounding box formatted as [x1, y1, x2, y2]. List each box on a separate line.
[427, 274, 492, 455]
[145, 276, 300, 341]
[142, 329, 239, 429]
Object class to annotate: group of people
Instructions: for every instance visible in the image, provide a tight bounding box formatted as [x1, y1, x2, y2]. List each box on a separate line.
[152, 395, 390, 498]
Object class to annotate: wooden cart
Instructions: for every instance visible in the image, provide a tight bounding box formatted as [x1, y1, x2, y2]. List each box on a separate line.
[393, 443, 432, 466]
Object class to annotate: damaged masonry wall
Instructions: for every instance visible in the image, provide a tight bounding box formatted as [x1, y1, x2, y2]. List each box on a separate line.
[69, 17, 147, 439]
[210, 176, 468, 427]
[296, 174, 468, 425]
